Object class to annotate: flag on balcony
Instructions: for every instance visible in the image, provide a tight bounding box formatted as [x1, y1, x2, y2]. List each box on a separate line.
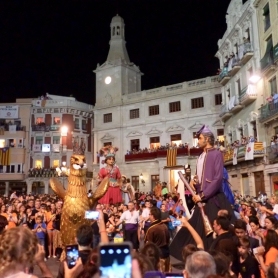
[233, 148, 238, 165]
[245, 142, 254, 160]
[33, 144, 41, 152]
[9, 125, 16, 133]
[167, 148, 177, 167]
[0, 147, 10, 166]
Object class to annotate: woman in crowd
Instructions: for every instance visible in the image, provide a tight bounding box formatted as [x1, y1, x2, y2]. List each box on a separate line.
[264, 216, 277, 233]
[6, 204, 18, 229]
[46, 203, 56, 258]
[0, 226, 38, 277]
[249, 216, 265, 246]
[17, 204, 27, 226]
[256, 230, 278, 277]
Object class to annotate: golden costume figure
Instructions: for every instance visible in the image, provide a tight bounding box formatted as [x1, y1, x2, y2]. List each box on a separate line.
[50, 154, 109, 251]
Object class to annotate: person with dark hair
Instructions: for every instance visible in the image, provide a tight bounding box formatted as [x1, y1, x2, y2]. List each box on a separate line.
[141, 242, 161, 270]
[256, 230, 278, 276]
[232, 219, 259, 255]
[237, 236, 260, 278]
[170, 125, 235, 262]
[208, 250, 231, 277]
[0, 215, 8, 233]
[145, 207, 171, 272]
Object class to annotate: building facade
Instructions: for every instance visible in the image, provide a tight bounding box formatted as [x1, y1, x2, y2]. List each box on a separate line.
[0, 99, 31, 195]
[254, 0, 278, 194]
[93, 15, 224, 192]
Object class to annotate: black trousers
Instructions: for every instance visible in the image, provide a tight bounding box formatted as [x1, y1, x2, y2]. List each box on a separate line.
[124, 229, 139, 249]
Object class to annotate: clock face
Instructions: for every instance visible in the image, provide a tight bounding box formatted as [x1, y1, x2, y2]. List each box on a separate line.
[105, 76, 112, 84]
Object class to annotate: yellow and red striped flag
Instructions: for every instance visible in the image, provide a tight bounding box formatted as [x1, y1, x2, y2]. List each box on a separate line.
[0, 147, 11, 166]
[167, 148, 177, 167]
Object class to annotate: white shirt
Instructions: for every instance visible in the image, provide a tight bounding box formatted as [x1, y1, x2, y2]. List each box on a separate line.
[120, 210, 139, 224]
[142, 208, 150, 219]
[197, 151, 206, 183]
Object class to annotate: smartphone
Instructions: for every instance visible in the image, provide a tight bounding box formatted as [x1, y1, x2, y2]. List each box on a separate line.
[99, 242, 132, 278]
[144, 271, 164, 278]
[165, 273, 184, 278]
[172, 220, 181, 227]
[66, 245, 79, 269]
[85, 210, 100, 220]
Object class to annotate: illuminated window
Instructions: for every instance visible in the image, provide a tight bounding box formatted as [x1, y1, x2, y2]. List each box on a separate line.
[36, 117, 44, 124]
[150, 137, 160, 149]
[53, 160, 59, 168]
[35, 160, 42, 168]
[0, 139, 6, 148]
[53, 117, 61, 125]
[170, 134, 181, 146]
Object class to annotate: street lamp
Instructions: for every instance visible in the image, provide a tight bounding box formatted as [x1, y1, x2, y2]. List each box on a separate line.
[140, 173, 145, 186]
[56, 161, 69, 189]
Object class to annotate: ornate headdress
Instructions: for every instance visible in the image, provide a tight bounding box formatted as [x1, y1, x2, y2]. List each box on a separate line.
[195, 125, 213, 138]
[99, 145, 118, 158]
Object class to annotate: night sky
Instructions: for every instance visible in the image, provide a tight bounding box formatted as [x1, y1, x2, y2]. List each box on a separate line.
[0, 0, 231, 105]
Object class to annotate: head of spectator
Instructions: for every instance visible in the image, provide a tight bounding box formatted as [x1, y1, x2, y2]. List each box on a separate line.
[133, 253, 155, 276]
[208, 250, 230, 277]
[249, 216, 261, 233]
[0, 215, 8, 234]
[149, 207, 161, 223]
[213, 216, 230, 236]
[246, 206, 257, 218]
[141, 242, 161, 270]
[182, 244, 198, 263]
[160, 204, 166, 212]
[27, 199, 34, 209]
[76, 224, 93, 249]
[217, 209, 231, 220]
[35, 199, 41, 210]
[237, 236, 250, 258]
[265, 216, 277, 231]
[234, 219, 247, 239]
[184, 250, 216, 278]
[144, 200, 151, 209]
[127, 201, 135, 212]
[265, 230, 278, 255]
[0, 227, 38, 276]
[1, 204, 6, 213]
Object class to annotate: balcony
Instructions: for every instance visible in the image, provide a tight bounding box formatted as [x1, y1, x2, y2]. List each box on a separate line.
[219, 104, 232, 121]
[239, 86, 257, 106]
[31, 124, 60, 132]
[0, 173, 25, 181]
[259, 98, 278, 123]
[218, 68, 230, 85]
[124, 147, 203, 162]
[229, 96, 243, 115]
[0, 125, 26, 138]
[32, 144, 66, 153]
[228, 57, 241, 76]
[266, 145, 278, 164]
[27, 168, 58, 178]
[238, 42, 253, 65]
[260, 51, 275, 75]
[224, 142, 264, 165]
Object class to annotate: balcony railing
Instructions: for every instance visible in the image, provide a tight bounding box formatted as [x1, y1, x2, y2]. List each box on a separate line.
[219, 104, 232, 121]
[32, 144, 65, 153]
[224, 142, 264, 164]
[27, 168, 58, 178]
[259, 98, 278, 122]
[0, 125, 26, 132]
[239, 86, 257, 106]
[260, 50, 275, 73]
[125, 147, 203, 162]
[238, 42, 253, 64]
[266, 145, 278, 163]
[218, 68, 230, 85]
[31, 125, 60, 132]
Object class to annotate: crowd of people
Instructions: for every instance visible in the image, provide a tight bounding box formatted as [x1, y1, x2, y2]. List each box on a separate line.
[2, 188, 278, 277]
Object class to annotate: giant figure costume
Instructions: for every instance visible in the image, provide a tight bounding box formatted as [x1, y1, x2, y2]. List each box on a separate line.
[170, 125, 235, 262]
[97, 145, 122, 204]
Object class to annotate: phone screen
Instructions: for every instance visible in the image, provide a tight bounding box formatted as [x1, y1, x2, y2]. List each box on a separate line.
[172, 220, 181, 227]
[165, 273, 183, 278]
[85, 210, 100, 220]
[66, 245, 79, 269]
[99, 243, 132, 278]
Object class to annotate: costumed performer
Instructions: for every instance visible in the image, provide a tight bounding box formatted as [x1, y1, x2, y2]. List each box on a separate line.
[170, 125, 235, 262]
[97, 145, 122, 205]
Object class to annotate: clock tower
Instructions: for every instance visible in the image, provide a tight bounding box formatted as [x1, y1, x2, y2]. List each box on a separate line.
[94, 15, 143, 108]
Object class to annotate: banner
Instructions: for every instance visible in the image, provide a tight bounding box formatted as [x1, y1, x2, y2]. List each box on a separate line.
[34, 99, 46, 107]
[33, 144, 41, 152]
[9, 125, 16, 133]
[245, 142, 254, 160]
[0, 148, 10, 166]
[52, 144, 60, 152]
[167, 148, 177, 167]
[233, 148, 238, 165]
[0, 106, 18, 119]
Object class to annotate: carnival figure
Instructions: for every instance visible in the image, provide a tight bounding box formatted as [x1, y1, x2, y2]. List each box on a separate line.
[97, 145, 122, 204]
